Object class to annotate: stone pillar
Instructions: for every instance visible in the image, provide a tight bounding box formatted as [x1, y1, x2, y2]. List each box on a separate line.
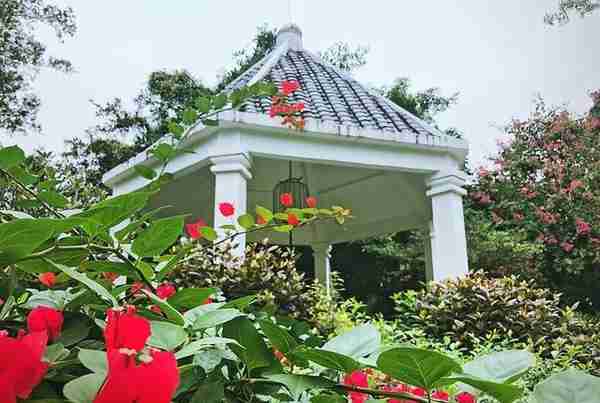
[425, 172, 469, 281]
[210, 154, 252, 257]
[312, 244, 332, 293]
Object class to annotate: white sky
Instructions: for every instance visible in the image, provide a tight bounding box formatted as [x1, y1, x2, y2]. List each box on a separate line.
[5, 0, 600, 167]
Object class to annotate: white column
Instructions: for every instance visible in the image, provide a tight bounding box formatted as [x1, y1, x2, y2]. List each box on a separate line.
[425, 172, 469, 281]
[210, 154, 252, 257]
[312, 244, 332, 293]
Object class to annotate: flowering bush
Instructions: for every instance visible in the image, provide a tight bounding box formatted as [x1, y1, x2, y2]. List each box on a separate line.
[470, 92, 600, 308]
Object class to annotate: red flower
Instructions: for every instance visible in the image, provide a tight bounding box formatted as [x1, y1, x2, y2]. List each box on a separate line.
[281, 80, 300, 96]
[432, 390, 449, 401]
[455, 392, 476, 403]
[130, 282, 145, 295]
[103, 272, 119, 283]
[257, 214, 267, 225]
[305, 196, 317, 208]
[280, 192, 294, 207]
[94, 348, 179, 403]
[149, 305, 162, 315]
[185, 218, 206, 240]
[0, 330, 49, 402]
[576, 218, 592, 236]
[0, 298, 4, 306]
[381, 384, 410, 403]
[156, 283, 176, 300]
[218, 202, 235, 217]
[561, 241, 575, 253]
[287, 213, 300, 226]
[27, 307, 64, 342]
[202, 297, 212, 305]
[343, 370, 369, 403]
[411, 387, 426, 397]
[103, 306, 151, 352]
[38, 272, 56, 288]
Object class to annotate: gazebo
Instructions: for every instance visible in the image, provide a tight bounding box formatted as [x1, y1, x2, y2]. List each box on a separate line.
[103, 24, 470, 288]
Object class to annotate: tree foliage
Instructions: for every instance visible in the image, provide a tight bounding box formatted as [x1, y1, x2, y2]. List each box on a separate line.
[0, 0, 76, 133]
[545, 0, 600, 24]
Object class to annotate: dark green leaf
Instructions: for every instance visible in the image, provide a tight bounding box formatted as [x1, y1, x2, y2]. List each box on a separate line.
[265, 374, 335, 399]
[223, 316, 280, 372]
[175, 337, 241, 360]
[259, 320, 298, 355]
[213, 94, 227, 110]
[132, 216, 184, 257]
[190, 380, 224, 403]
[56, 312, 93, 347]
[82, 261, 140, 280]
[38, 190, 68, 208]
[168, 288, 216, 310]
[293, 348, 361, 373]
[442, 374, 523, 403]
[0, 145, 26, 169]
[223, 295, 257, 310]
[141, 289, 185, 325]
[50, 261, 118, 307]
[0, 219, 55, 265]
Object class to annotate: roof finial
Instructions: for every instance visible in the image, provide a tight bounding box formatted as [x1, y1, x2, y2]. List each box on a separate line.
[276, 23, 303, 51]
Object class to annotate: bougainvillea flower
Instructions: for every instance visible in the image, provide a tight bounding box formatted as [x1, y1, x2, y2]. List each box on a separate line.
[575, 218, 592, 236]
[27, 306, 64, 342]
[381, 384, 410, 403]
[218, 202, 235, 217]
[102, 272, 119, 283]
[432, 390, 450, 401]
[130, 282, 145, 295]
[287, 213, 300, 226]
[281, 80, 300, 96]
[185, 218, 206, 240]
[280, 192, 294, 207]
[343, 370, 369, 403]
[411, 386, 427, 397]
[94, 348, 179, 403]
[305, 196, 317, 208]
[38, 272, 56, 288]
[156, 283, 176, 300]
[561, 241, 575, 253]
[0, 330, 49, 402]
[149, 305, 162, 315]
[103, 306, 151, 352]
[455, 392, 476, 403]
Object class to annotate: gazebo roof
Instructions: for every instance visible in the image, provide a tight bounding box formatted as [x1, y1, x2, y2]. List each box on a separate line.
[225, 24, 444, 138]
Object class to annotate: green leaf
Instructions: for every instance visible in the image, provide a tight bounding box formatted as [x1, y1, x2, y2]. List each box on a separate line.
[238, 213, 255, 230]
[223, 316, 280, 372]
[463, 350, 535, 384]
[265, 374, 335, 399]
[82, 261, 140, 280]
[293, 348, 361, 373]
[322, 324, 380, 359]
[7, 165, 38, 185]
[183, 108, 198, 125]
[311, 393, 346, 403]
[50, 262, 118, 307]
[442, 374, 523, 403]
[190, 380, 224, 403]
[45, 343, 69, 364]
[222, 295, 257, 310]
[273, 225, 294, 233]
[38, 190, 69, 208]
[175, 337, 241, 360]
[531, 369, 600, 403]
[259, 320, 298, 355]
[78, 349, 107, 375]
[256, 205, 274, 223]
[168, 288, 215, 310]
[213, 94, 227, 110]
[376, 347, 462, 391]
[63, 374, 105, 403]
[0, 219, 55, 265]
[151, 143, 177, 162]
[195, 97, 212, 114]
[193, 308, 244, 329]
[77, 192, 150, 233]
[200, 226, 217, 241]
[0, 145, 26, 169]
[56, 312, 93, 347]
[134, 165, 157, 180]
[148, 321, 188, 351]
[141, 289, 185, 325]
[131, 216, 184, 257]
[168, 121, 184, 138]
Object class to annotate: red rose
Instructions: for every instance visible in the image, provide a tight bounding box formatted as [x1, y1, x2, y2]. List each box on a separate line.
[185, 218, 206, 240]
[38, 272, 56, 288]
[281, 80, 300, 96]
[455, 392, 476, 403]
[218, 202, 235, 217]
[305, 196, 317, 208]
[103, 306, 151, 352]
[27, 306, 64, 342]
[0, 330, 49, 401]
[280, 192, 294, 207]
[156, 283, 176, 300]
[287, 213, 300, 226]
[93, 348, 179, 403]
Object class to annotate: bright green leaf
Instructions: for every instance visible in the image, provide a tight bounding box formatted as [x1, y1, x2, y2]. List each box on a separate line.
[131, 216, 184, 257]
[141, 289, 185, 326]
[195, 97, 211, 114]
[238, 214, 255, 230]
[322, 324, 380, 359]
[256, 205, 274, 223]
[168, 288, 215, 310]
[442, 374, 523, 403]
[193, 308, 244, 329]
[183, 108, 198, 125]
[49, 261, 118, 307]
[134, 165, 157, 180]
[293, 348, 361, 373]
[223, 316, 281, 372]
[200, 226, 217, 241]
[265, 374, 335, 399]
[0, 145, 26, 169]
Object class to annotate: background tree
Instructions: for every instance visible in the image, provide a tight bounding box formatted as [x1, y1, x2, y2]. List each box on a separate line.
[0, 0, 76, 133]
[546, 0, 600, 24]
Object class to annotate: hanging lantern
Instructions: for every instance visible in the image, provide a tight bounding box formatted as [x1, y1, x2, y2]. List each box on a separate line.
[273, 162, 310, 213]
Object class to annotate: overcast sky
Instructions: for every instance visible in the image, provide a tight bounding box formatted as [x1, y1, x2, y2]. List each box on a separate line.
[5, 0, 600, 166]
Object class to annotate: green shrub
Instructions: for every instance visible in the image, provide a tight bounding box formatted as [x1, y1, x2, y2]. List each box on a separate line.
[392, 271, 600, 371]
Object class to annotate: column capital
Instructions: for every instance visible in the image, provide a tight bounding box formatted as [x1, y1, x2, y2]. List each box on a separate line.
[426, 171, 467, 198]
[209, 153, 252, 180]
[312, 243, 332, 256]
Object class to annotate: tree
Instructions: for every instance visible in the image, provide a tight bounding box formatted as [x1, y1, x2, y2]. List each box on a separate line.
[0, 0, 76, 133]
[319, 41, 369, 73]
[545, 0, 600, 24]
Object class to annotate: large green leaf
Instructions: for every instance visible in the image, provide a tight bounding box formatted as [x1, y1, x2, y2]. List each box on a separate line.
[81, 261, 140, 280]
[131, 216, 184, 257]
[63, 374, 105, 403]
[141, 289, 185, 326]
[265, 374, 335, 399]
[17, 246, 89, 274]
[78, 349, 107, 375]
[259, 319, 298, 355]
[531, 369, 600, 403]
[134, 165, 157, 180]
[293, 348, 361, 373]
[463, 350, 535, 384]
[50, 262, 118, 307]
[76, 192, 150, 233]
[376, 347, 461, 391]
[190, 380, 224, 403]
[223, 316, 280, 372]
[38, 190, 69, 208]
[56, 312, 93, 347]
[193, 308, 244, 330]
[168, 288, 215, 310]
[147, 321, 188, 351]
[441, 374, 523, 403]
[322, 323, 380, 359]
[0, 145, 26, 169]
[0, 219, 55, 265]
[175, 337, 241, 360]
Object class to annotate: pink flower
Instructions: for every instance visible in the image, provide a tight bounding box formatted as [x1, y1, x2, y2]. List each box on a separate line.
[455, 392, 476, 403]
[218, 202, 235, 217]
[512, 212, 525, 222]
[575, 218, 592, 236]
[478, 167, 490, 178]
[561, 241, 575, 253]
[568, 179, 584, 192]
[156, 283, 176, 300]
[343, 370, 369, 403]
